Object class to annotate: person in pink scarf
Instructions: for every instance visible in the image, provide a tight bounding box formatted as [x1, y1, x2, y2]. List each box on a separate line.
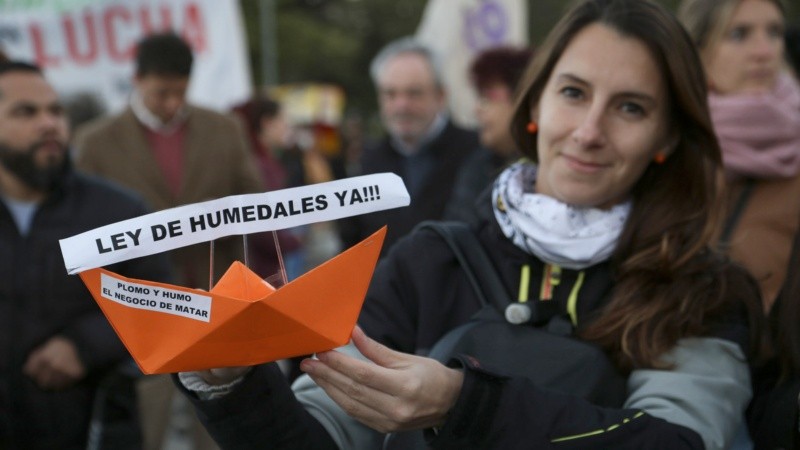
[680, 0, 800, 313]
[680, 1, 800, 447]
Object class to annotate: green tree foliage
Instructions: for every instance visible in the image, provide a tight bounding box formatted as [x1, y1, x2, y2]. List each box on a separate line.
[243, 0, 427, 114]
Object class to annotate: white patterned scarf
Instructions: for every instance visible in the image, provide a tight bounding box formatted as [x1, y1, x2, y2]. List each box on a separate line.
[492, 162, 630, 269]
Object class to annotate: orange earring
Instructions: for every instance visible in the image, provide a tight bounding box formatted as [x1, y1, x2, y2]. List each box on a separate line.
[654, 152, 666, 164]
[526, 121, 538, 134]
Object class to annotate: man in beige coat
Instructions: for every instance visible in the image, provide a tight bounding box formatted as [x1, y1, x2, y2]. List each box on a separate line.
[73, 32, 264, 450]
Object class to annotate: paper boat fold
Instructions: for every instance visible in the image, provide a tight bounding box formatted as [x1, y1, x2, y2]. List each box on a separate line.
[79, 227, 386, 374]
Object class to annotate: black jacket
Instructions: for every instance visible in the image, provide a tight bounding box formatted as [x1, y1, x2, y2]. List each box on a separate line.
[0, 169, 172, 449]
[182, 191, 754, 450]
[338, 121, 479, 255]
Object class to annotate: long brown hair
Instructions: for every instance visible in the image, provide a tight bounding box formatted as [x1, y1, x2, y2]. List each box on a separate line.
[510, 0, 761, 371]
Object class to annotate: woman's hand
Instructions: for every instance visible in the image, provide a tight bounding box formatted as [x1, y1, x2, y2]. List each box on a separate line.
[300, 326, 464, 433]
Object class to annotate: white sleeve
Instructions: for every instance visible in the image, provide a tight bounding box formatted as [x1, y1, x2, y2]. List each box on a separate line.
[177, 370, 248, 400]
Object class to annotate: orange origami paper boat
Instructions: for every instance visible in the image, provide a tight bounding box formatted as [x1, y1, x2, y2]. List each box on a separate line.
[78, 227, 386, 374]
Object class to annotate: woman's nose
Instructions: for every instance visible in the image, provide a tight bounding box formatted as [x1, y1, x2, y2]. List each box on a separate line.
[750, 30, 782, 62]
[571, 109, 606, 148]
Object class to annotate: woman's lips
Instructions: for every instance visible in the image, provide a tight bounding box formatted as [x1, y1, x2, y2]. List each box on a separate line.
[562, 153, 609, 173]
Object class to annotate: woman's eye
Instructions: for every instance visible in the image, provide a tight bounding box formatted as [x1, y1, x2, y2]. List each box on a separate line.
[727, 26, 748, 42]
[620, 102, 645, 117]
[560, 86, 583, 99]
[767, 24, 784, 39]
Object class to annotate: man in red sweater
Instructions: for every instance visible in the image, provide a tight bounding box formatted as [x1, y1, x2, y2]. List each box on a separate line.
[73, 32, 264, 450]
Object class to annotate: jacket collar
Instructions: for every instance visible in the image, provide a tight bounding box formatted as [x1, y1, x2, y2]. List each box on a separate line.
[390, 113, 448, 156]
[130, 91, 190, 134]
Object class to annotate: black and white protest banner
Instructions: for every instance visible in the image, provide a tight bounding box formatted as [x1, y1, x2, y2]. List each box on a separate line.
[60, 173, 409, 274]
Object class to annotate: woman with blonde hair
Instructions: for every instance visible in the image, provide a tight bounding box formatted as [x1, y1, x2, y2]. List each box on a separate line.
[679, 2, 800, 447]
[679, 0, 800, 312]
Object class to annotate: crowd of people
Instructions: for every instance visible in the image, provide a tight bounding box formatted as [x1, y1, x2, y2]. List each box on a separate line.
[1, 0, 800, 448]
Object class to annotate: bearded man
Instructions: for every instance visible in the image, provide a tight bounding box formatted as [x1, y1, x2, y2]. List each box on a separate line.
[0, 61, 170, 449]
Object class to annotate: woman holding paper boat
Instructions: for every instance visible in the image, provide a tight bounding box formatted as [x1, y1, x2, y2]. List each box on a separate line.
[176, 0, 763, 448]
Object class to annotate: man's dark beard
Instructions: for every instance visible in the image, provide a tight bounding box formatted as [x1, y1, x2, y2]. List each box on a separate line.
[0, 140, 69, 192]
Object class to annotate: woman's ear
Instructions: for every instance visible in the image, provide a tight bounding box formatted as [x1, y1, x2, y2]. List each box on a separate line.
[653, 134, 678, 164]
[530, 104, 540, 124]
[662, 132, 679, 157]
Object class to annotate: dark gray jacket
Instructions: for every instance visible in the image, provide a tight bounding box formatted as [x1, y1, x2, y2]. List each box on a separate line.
[0, 168, 172, 449]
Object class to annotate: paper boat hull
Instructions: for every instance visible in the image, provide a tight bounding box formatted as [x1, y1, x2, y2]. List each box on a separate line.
[79, 227, 386, 374]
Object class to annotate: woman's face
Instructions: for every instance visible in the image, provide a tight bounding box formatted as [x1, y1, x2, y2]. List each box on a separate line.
[259, 112, 294, 150]
[533, 23, 671, 209]
[704, 0, 785, 95]
[475, 82, 517, 156]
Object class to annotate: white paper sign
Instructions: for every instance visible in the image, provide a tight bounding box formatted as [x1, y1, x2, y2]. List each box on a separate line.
[0, 0, 252, 112]
[101, 272, 212, 322]
[60, 173, 410, 274]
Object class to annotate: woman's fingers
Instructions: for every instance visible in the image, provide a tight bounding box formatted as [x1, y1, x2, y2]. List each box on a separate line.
[303, 350, 398, 405]
[305, 355, 446, 432]
[305, 361, 397, 431]
[313, 343, 418, 399]
[350, 325, 402, 368]
[300, 329, 465, 432]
